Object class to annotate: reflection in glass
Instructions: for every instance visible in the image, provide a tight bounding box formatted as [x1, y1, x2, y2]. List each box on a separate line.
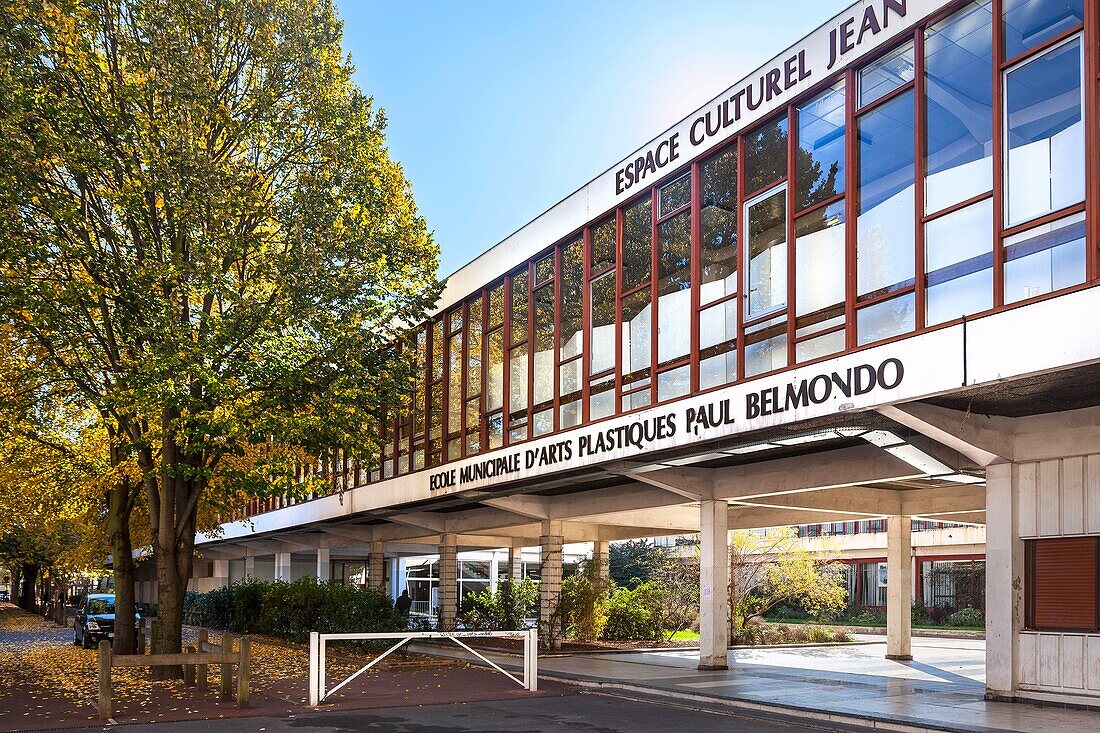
[1005, 37, 1083, 227]
[657, 365, 690, 402]
[1004, 0, 1084, 59]
[589, 376, 615, 420]
[590, 273, 615, 375]
[795, 201, 845, 324]
[745, 117, 788, 194]
[559, 360, 582, 428]
[532, 285, 554, 407]
[745, 326, 787, 377]
[925, 1, 993, 213]
[1004, 212, 1085, 303]
[620, 290, 652, 382]
[465, 399, 480, 455]
[487, 413, 503, 449]
[699, 300, 737, 389]
[486, 330, 504, 411]
[467, 298, 482, 396]
[660, 174, 691, 217]
[511, 270, 528, 344]
[447, 332, 462, 433]
[657, 211, 691, 366]
[591, 216, 617, 275]
[700, 350, 738, 391]
[925, 199, 993, 325]
[621, 388, 651, 412]
[859, 40, 915, 107]
[559, 239, 584, 361]
[623, 197, 652, 290]
[699, 299, 737, 351]
[857, 90, 915, 298]
[796, 330, 845, 362]
[532, 408, 553, 437]
[797, 82, 845, 209]
[746, 187, 787, 318]
[508, 344, 527, 439]
[534, 254, 554, 284]
[488, 284, 505, 329]
[700, 147, 738, 303]
[857, 293, 915, 344]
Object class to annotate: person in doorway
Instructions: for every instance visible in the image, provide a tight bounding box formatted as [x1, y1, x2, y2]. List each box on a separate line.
[395, 589, 412, 617]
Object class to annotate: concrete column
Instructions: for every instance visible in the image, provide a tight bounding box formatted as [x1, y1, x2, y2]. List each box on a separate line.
[985, 462, 1023, 699]
[368, 541, 385, 590]
[438, 534, 458, 630]
[389, 557, 404, 600]
[507, 544, 523, 580]
[212, 560, 230, 590]
[593, 540, 610, 583]
[489, 555, 500, 593]
[274, 552, 292, 582]
[699, 499, 729, 670]
[244, 556, 256, 579]
[886, 515, 913, 660]
[539, 520, 564, 649]
[316, 548, 331, 583]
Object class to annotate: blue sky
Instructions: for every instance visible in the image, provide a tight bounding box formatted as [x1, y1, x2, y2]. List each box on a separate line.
[336, 0, 851, 276]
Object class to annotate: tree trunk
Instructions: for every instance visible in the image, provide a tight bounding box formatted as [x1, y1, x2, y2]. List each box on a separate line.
[148, 463, 199, 680]
[108, 483, 137, 655]
[19, 563, 38, 612]
[10, 566, 21, 606]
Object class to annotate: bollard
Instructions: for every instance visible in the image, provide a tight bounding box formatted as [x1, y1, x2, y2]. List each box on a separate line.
[97, 640, 112, 720]
[183, 645, 196, 686]
[196, 629, 209, 689]
[236, 636, 250, 709]
[219, 631, 233, 700]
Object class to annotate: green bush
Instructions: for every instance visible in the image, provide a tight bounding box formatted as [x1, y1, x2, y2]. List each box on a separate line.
[459, 580, 538, 631]
[601, 582, 665, 642]
[193, 578, 404, 642]
[948, 607, 984, 627]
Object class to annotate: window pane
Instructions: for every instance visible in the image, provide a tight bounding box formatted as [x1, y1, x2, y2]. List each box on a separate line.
[511, 270, 528, 344]
[621, 388, 651, 412]
[509, 343, 527, 420]
[857, 292, 915, 344]
[532, 408, 553, 437]
[559, 239, 584, 361]
[487, 413, 503, 449]
[796, 82, 845, 209]
[488, 283, 505, 329]
[559, 360, 582, 428]
[660, 174, 691, 217]
[925, 1, 994, 213]
[532, 285, 554, 406]
[621, 289, 652, 380]
[447, 332, 462, 433]
[858, 90, 916, 298]
[1005, 37, 1084, 227]
[591, 216, 616, 275]
[589, 376, 615, 420]
[795, 201, 845, 321]
[590, 272, 616, 375]
[657, 211, 691, 366]
[657, 366, 690, 402]
[622, 197, 652, 290]
[534, 254, 554, 284]
[744, 116, 788, 194]
[1004, 212, 1086, 302]
[699, 299, 736, 351]
[429, 382, 442, 441]
[796, 330, 845, 362]
[465, 399, 481, 454]
[746, 187, 787, 318]
[559, 398, 581, 429]
[467, 298, 483, 396]
[860, 40, 915, 107]
[700, 349, 737, 390]
[745, 329, 787, 377]
[1004, 0, 1084, 59]
[431, 319, 444, 380]
[486, 329, 504, 411]
[925, 199, 993, 325]
[700, 147, 738, 303]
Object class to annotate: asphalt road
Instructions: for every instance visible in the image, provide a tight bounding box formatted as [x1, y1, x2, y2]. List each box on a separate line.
[106, 691, 873, 733]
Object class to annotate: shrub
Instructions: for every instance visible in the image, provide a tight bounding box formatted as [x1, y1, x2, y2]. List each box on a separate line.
[948, 607, 984, 627]
[459, 580, 538, 631]
[560, 561, 611, 642]
[191, 578, 404, 642]
[731, 623, 854, 646]
[602, 582, 665, 641]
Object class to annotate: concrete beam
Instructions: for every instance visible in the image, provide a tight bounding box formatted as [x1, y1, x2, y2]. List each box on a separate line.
[878, 403, 1013, 466]
[609, 464, 713, 501]
[481, 496, 551, 519]
[385, 512, 448, 533]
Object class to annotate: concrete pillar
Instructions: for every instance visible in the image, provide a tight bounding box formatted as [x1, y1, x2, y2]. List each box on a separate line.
[886, 515, 913, 660]
[507, 544, 523, 580]
[275, 552, 292, 582]
[438, 534, 458, 630]
[489, 555, 500, 593]
[316, 548, 331, 583]
[244, 556, 255, 579]
[389, 557, 404, 600]
[593, 540, 610, 583]
[985, 463, 1023, 699]
[368, 541, 385, 590]
[212, 560, 230, 590]
[539, 520, 564, 649]
[699, 499, 729, 670]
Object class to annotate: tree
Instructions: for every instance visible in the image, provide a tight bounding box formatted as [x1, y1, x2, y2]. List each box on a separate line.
[609, 539, 667, 589]
[0, 0, 440, 675]
[728, 527, 848, 633]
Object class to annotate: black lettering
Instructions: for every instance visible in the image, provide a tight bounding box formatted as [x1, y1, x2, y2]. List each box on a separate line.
[841, 18, 855, 54]
[878, 358, 904, 389]
[828, 28, 839, 69]
[669, 132, 680, 162]
[690, 116, 706, 146]
[784, 55, 798, 89]
[746, 392, 761, 420]
[883, 0, 906, 28]
[831, 368, 853, 398]
[785, 380, 810, 410]
[615, 168, 626, 195]
[765, 68, 782, 101]
[857, 5, 881, 44]
[809, 374, 832, 403]
[854, 363, 877, 394]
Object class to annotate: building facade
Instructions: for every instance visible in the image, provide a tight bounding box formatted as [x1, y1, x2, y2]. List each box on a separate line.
[163, 0, 1100, 708]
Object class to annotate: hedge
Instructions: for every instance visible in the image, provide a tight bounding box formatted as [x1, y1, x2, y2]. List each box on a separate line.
[187, 578, 405, 642]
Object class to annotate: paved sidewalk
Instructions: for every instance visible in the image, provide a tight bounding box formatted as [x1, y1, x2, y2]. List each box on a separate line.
[428, 635, 1100, 733]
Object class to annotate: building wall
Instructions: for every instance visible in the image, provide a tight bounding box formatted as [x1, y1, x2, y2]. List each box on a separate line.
[1015, 455, 1100, 699]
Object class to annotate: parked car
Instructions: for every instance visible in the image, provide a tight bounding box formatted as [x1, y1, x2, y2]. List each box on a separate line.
[74, 593, 139, 649]
[0, 589, 10, 602]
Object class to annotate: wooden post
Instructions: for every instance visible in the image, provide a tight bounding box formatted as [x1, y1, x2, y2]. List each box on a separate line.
[183, 645, 196, 686]
[196, 629, 208, 689]
[97, 640, 112, 720]
[219, 631, 233, 700]
[236, 636, 250, 709]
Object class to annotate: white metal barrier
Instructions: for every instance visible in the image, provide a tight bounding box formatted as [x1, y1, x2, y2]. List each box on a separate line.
[308, 629, 538, 705]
